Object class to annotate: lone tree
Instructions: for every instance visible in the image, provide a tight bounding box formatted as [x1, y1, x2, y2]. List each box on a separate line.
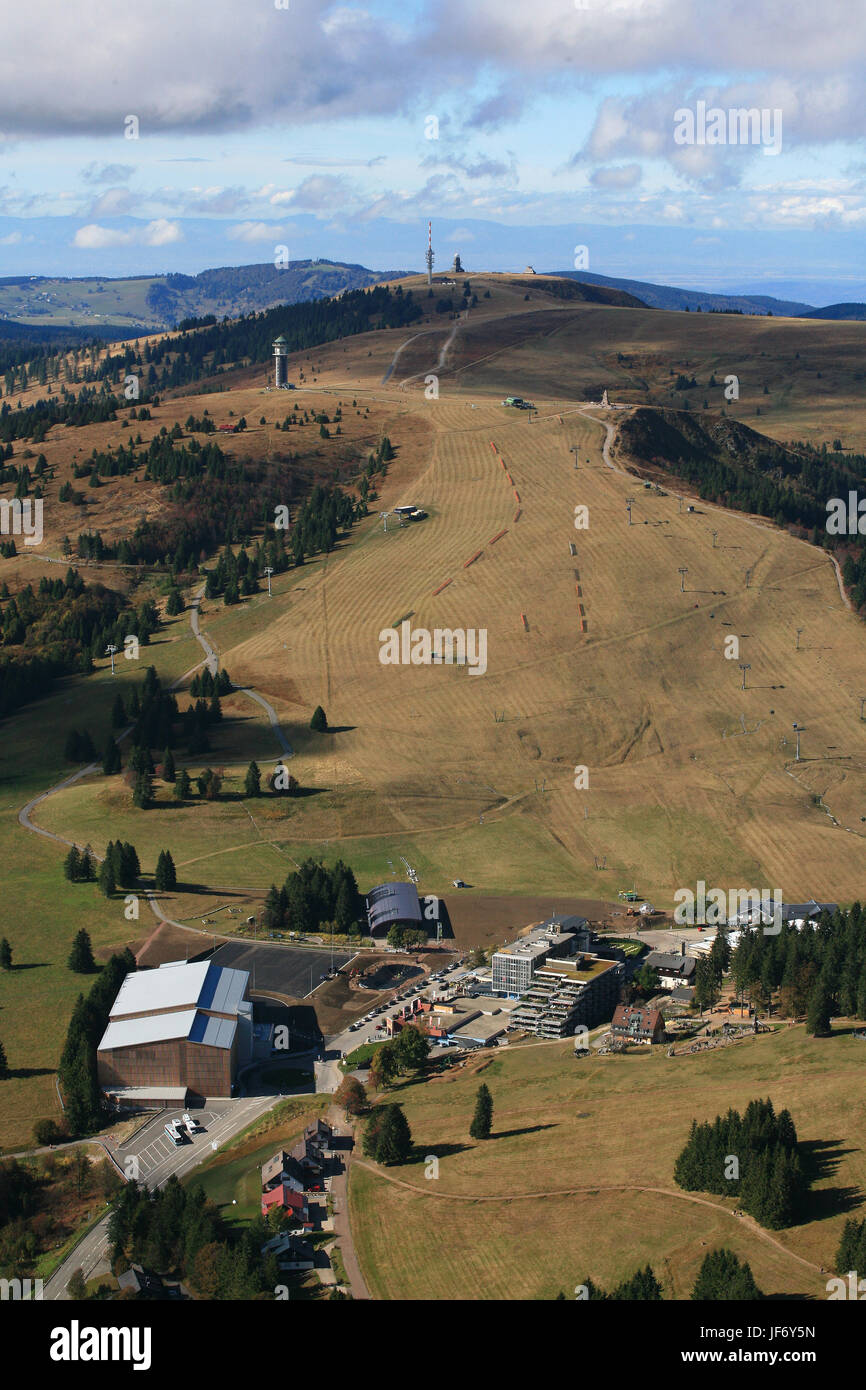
[174, 769, 191, 800]
[155, 850, 178, 892]
[0, 1038, 8, 1079]
[310, 705, 328, 732]
[162, 748, 176, 783]
[244, 760, 262, 798]
[68, 929, 96, 974]
[0, 938, 12, 971]
[692, 1249, 762, 1300]
[470, 1082, 493, 1140]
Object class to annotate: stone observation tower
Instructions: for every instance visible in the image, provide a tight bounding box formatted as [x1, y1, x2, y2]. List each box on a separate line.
[273, 335, 288, 389]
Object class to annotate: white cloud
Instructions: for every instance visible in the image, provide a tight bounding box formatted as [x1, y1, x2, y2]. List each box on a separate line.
[227, 221, 282, 242]
[72, 218, 181, 248]
[0, 230, 22, 245]
[142, 218, 182, 246]
[73, 223, 134, 248]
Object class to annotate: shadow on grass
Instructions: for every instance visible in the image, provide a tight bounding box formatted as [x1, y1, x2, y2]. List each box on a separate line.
[418, 1141, 472, 1160]
[492, 1123, 558, 1140]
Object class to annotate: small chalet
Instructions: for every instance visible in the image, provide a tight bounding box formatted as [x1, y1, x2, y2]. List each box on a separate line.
[610, 1004, 666, 1046]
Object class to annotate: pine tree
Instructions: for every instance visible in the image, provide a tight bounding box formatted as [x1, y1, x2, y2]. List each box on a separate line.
[155, 850, 177, 892]
[612, 1265, 663, 1300]
[79, 845, 96, 881]
[118, 842, 140, 888]
[374, 1105, 412, 1165]
[175, 769, 191, 800]
[310, 705, 328, 732]
[132, 771, 153, 808]
[692, 1248, 762, 1300]
[98, 856, 116, 897]
[163, 851, 177, 890]
[0, 1038, 8, 1079]
[102, 735, 121, 776]
[63, 845, 81, 881]
[0, 938, 12, 971]
[806, 980, 832, 1036]
[163, 748, 176, 782]
[244, 761, 261, 798]
[470, 1082, 493, 1139]
[68, 929, 96, 974]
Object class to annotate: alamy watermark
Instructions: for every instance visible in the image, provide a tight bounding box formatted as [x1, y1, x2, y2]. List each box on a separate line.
[674, 101, 782, 156]
[826, 492, 866, 536]
[0, 497, 43, 546]
[379, 621, 487, 676]
[673, 881, 782, 933]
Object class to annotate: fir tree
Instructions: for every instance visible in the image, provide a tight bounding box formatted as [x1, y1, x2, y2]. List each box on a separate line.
[469, 1083, 493, 1140]
[162, 748, 176, 782]
[244, 761, 261, 798]
[102, 735, 121, 776]
[692, 1249, 762, 1300]
[0, 938, 12, 971]
[806, 980, 832, 1036]
[68, 929, 96, 974]
[310, 705, 328, 732]
[63, 845, 81, 881]
[175, 769, 191, 800]
[98, 856, 116, 897]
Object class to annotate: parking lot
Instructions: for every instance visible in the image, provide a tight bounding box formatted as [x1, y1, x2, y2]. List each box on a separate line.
[209, 940, 355, 998]
[115, 1107, 223, 1181]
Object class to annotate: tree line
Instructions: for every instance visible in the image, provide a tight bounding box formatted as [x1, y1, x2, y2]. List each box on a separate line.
[262, 858, 364, 936]
[674, 1098, 808, 1229]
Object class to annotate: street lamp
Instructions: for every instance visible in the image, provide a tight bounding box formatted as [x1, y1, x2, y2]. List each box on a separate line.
[264, 566, 274, 597]
[105, 644, 117, 676]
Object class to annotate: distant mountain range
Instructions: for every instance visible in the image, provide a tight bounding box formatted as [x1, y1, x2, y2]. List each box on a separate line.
[0, 259, 863, 343]
[0, 259, 405, 340]
[551, 269, 866, 320]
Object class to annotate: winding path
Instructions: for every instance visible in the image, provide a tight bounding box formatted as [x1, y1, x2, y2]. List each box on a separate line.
[17, 583, 294, 932]
[352, 1161, 824, 1280]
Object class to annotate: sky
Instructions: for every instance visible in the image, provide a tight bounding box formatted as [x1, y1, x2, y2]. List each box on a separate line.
[0, 0, 864, 304]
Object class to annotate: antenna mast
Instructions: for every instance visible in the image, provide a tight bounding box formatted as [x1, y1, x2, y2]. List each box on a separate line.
[425, 221, 434, 286]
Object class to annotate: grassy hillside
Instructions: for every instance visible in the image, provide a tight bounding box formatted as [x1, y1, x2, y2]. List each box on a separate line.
[349, 1024, 865, 1300]
[3, 279, 866, 1144]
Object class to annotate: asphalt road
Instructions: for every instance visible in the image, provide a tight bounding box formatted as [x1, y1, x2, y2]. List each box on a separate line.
[43, 1095, 278, 1300]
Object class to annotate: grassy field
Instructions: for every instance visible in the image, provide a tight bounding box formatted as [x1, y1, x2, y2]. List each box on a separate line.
[349, 1024, 866, 1300]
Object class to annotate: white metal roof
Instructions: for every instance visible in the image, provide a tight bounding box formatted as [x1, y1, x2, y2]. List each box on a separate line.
[100, 1009, 198, 1050]
[110, 961, 210, 1016]
[109, 960, 248, 1018]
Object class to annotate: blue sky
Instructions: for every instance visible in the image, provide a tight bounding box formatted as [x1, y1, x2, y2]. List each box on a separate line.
[0, 0, 864, 304]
